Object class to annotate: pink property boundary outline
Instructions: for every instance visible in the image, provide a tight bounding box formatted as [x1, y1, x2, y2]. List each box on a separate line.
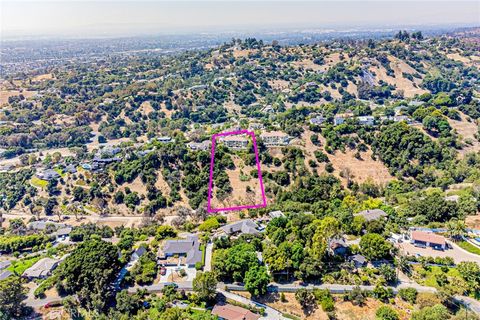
[207, 130, 267, 213]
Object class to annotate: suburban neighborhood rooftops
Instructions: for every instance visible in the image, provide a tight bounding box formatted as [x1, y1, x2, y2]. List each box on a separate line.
[354, 209, 387, 221]
[221, 219, 260, 236]
[36, 169, 60, 181]
[260, 131, 289, 138]
[23, 257, 61, 278]
[212, 303, 261, 320]
[268, 210, 284, 219]
[0, 270, 12, 281]
[0, 260, 11, 270]
[349, 254, 366, 265]
[411, 231, 446, 246]
[160, 234, 202, 265]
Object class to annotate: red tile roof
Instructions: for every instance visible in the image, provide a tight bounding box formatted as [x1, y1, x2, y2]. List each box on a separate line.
[212, 304, 261, 320]
[411, 231, 446, 245]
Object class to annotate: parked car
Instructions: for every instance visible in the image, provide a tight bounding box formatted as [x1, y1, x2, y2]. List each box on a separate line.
[160, 267, 167, 275]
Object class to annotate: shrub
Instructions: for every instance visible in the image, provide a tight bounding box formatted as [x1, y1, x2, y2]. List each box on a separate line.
[376, 305, 399, 320]
[398, 287, 417, 304]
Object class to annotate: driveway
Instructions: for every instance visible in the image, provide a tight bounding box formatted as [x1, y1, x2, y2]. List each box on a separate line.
[396, 241, 480, 264]
[159, 266, 196, 283]
[204, 242, 213, 272]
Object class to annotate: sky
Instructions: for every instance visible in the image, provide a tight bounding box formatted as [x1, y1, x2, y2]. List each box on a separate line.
[1, 1, 479, 38]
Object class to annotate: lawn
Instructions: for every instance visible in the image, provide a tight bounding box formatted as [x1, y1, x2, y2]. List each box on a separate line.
[7, 256, 42, 275]
[414, 265, 461, 288]
[31, 176, 48, 189]
[457, 240, 480, 255]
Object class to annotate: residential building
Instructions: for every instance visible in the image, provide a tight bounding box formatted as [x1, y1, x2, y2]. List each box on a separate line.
[52, 227, 72, 240]
[0, 260, 11, 270]
[154, 136, 174, 144]
[131, 246, 147, 262]
[36, 169, 60, 181]
[220, 219, 260, 236]
[328, 238, 348, 256]
[187, 140, 211, 151]
[268, 210, 284, 219]
[64, 164, 77, 174]
[309, 115, 327, 126]
[158, 234, 202, 267]
[23, 257, 61, 279]
[219, 135, 249, 150]
[212, 303, 261, 320]
[357, 116, 375, 126]
[411, 231, 446, 250]
[260, 131, 291, 147]
[261, 105, 274, 113]
[349, 254, 367, 268]
[354, 209, 387, 222]
[0, 270, 12, 281]
[333, 113, 353, 125]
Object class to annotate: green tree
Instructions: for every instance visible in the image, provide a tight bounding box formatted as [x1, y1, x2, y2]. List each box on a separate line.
[198, 217, 220, 232]
[398, 288, 417, 304]
[244, 265, 270, 297]
[56, 239, 121, 311]
[412, 304, 450, 320]
[192, 271, 217, 303]
[360, 233, 393, 260]
[295, 289, 316, 312]
[457, 261, 480, 295]
[376, 306, 399, 320]
[0, 276, 28, 319]
[115, 290, 142, 316]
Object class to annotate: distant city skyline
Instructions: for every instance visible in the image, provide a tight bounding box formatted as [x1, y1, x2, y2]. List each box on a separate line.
[1, 1, 479, 39]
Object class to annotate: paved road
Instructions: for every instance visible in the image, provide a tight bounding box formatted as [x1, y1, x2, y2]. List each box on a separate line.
[217, 289, 287, 320]
[204, 242, 213, 272]
[225, 282, 437, 294]
[454, 295, 480, 314]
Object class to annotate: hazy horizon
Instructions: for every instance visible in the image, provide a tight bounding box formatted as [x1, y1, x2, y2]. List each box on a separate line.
[2, 1, 479, 39]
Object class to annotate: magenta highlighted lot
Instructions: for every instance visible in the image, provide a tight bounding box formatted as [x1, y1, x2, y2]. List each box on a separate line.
[207, 130, 267, 213]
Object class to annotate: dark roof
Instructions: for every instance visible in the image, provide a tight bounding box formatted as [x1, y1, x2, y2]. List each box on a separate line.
[161, 235, 202, 265]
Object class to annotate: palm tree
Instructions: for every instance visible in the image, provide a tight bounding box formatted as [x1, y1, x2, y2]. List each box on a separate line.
[446, 219, 466, 242]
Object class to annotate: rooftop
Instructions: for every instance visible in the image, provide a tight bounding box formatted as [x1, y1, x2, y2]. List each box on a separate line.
[161, 234, 202, 265]
[212, 303, 261, 320]
[221, 219, 259, 235]
[411, 231, 446, 246]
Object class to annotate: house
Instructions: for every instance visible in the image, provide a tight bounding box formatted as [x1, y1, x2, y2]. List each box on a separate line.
[333, 113, 353, 125]
[260, 131, 291, 147]
[393, 115, 412, 123]
[36, 169, 60, 181]
[131, 246, 147, 262]
[98, 146, 121, 157]
[220, 220, 260, 236]
[261, 105, 275, 113]
[248, 123, 264, 130]
[0, 260, 11, 270]
[349, 254, 367, 268]
[310, 115, 327, 126]
[357, 116, 375, 126]
[445, 195, 460, 202]
[411, 231, 446, 250]
[187, 140, 211, 151]
[23, 257, 61, 279]
[219, 135, 249, 150]
[268, 210, 284, 219]
[64, 164, 77, 174]
[52, 227, 72, 240]
[158, 234, 202, 267]
[212, 303, 261, 320]
[354, 209, 387, 222]
[0, 270, 12, 281]
[328, 238, 348, 256]
[155, 136, 175, 144]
